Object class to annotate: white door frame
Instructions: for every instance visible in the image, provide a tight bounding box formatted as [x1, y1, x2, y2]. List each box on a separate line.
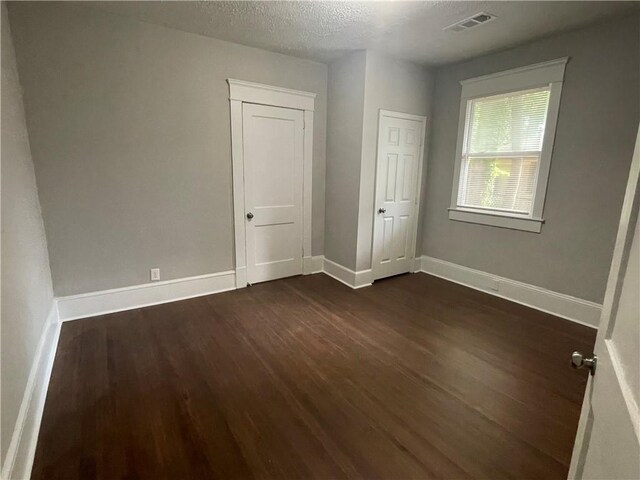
[371, 109, 427, 279]
[227, 79, 315, 288]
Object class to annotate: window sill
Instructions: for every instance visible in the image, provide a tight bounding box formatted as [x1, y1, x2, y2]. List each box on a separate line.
[448, 208, 544, 233]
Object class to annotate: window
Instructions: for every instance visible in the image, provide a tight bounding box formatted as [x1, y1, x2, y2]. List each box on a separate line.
[459, 87, 549, 214]
[449, 58, 568, 233]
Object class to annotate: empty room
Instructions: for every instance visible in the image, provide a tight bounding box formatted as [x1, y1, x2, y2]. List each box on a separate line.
[2, 1, 639, 479]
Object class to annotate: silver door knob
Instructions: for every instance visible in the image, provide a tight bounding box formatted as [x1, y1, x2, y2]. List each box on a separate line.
[246, 212, 254, 220]
[378, 208, 386, 214]
[571, 351, 597, 375]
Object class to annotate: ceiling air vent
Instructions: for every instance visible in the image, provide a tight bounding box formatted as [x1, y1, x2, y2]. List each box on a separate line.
[444, 12, 496, 32]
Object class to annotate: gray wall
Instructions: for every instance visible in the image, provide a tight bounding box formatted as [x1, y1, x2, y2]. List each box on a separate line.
[324, 50, 367, 270]
[421, 16, 640, 303]
[1, 3, 55, 464]
[356, 51, 434, 271]
[8, 2, 328, 296]
[325, 50, 433, 272]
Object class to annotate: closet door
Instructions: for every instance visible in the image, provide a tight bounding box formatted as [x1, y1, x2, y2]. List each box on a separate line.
[372, 111, 425, 280]
[242, 103, 304, 284]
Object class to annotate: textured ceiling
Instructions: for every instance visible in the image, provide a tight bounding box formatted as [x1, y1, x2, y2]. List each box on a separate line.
[87, 1, 638, 65]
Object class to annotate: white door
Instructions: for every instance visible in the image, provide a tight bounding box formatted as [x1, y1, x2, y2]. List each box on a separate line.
[372, 111, 425, 280]
[568, 127, 640, 480]
[242, 103, 304, 284]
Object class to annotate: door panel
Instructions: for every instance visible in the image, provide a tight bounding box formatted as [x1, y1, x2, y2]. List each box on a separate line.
[242, 103, 303, 284]
[381, 216, 394, 262]
[395, 215, 410, 260]
[372, 112, 425, 280]
[400, 154, 415, 201]
[385, 154, 398, 201]
[569, 128, 640, 479]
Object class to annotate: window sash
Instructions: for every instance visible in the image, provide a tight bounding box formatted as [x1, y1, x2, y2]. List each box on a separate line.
[457, 153, 541, 216]
[460, 151, 542, 158]
[462, 86, 551, 156]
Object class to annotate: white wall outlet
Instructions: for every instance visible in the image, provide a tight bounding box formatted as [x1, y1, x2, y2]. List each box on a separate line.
[150, 268, 161, 282]
[489, 278, 500, 291]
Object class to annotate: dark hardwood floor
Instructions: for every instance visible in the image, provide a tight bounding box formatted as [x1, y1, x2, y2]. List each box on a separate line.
[32, 272, 596, 479]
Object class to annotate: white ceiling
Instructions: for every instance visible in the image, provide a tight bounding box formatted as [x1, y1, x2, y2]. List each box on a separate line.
[88, 1, 638, 66]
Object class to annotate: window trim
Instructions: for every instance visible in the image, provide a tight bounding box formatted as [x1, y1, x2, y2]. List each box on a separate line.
[449, 57, 568, 233]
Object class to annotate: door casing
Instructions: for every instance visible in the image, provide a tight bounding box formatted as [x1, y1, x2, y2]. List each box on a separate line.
[227, 79, 315, 288]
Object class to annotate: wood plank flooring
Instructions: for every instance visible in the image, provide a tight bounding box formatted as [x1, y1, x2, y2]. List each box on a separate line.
[32, 272, 596, 479]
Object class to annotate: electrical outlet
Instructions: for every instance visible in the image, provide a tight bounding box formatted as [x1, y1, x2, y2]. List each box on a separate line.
[150, 268, 160, 282]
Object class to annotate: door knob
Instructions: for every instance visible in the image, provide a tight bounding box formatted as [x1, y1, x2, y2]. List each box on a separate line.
[378, 208, 386, 214]
[246, 212, 254, 220]
[571, 351, 597, 375]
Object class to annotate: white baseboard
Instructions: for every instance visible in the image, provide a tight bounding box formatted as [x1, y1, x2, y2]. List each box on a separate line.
[234, 266, 247, 289]
[322, 258, 373, 289]
[56, 257, 380, 323]
[2, 302, 61, 480]
[303, 255, 325, 275]
[418, 255, 601, 328]
[57, 270, 236, 322]
[354, 268, 373, 288]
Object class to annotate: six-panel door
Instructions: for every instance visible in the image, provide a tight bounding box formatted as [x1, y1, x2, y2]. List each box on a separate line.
[242, 103, 304, 284]
[372, 113, 424, 280]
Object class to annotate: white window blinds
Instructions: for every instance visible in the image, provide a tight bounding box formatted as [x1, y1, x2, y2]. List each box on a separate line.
[457, 86, 551, 215]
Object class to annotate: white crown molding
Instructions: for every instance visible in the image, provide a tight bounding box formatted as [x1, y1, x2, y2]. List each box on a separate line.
[227, 78, 316, 111]
[418, 255, 601, 328]
[2, 303, 61, 480]
[57, 271, 236, 321]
